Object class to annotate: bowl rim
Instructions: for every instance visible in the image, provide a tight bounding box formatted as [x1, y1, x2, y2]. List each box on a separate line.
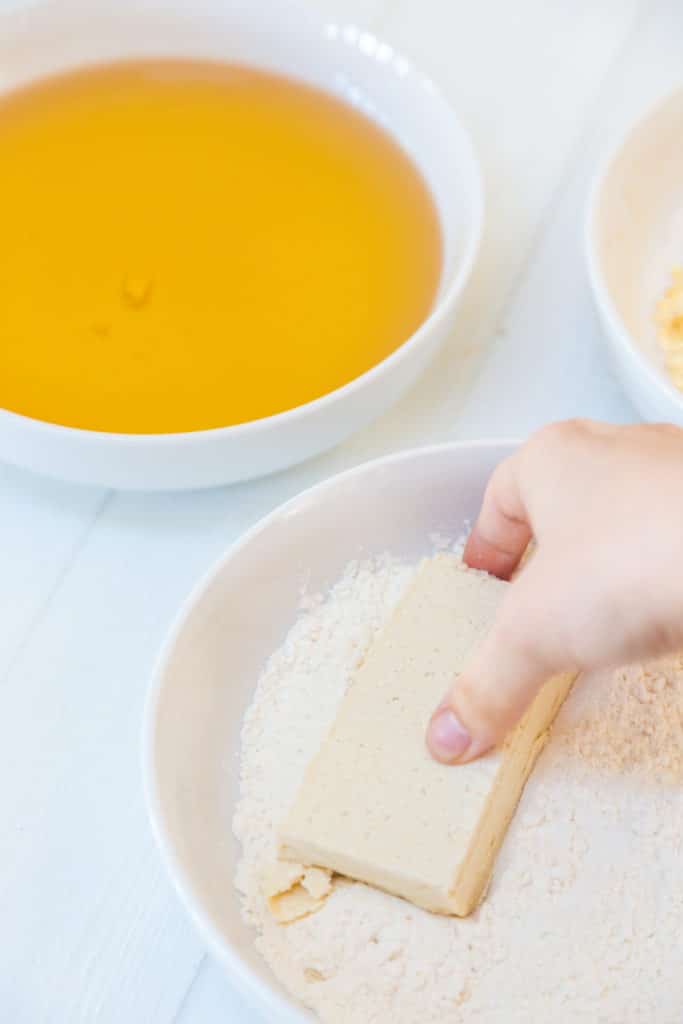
[142, 437, 518, 1022]
[585, 81, 683, 414]
[0, 3, 484, 447]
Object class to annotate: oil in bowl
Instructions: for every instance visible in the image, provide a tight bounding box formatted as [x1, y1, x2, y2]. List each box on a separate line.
[0, 60, 442, 434]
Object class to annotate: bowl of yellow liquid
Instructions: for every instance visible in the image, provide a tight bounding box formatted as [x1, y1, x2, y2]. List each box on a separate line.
[0, 0, 482, 490]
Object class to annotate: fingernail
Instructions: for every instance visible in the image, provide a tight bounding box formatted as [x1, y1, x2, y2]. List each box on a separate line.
[427, 707, 472, 763]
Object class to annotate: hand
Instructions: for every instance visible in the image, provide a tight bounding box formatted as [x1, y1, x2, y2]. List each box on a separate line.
[426, 419, 683, 764]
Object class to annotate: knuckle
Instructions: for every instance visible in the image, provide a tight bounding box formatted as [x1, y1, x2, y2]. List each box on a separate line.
[486, 456, 518, 510]
[522, 422, 571, 467]
[461, 682, 519, 737]
[530, 418, 589, 449]
[495, 601, 557, 677]
[519, 419, 597, 497]
[650, 422, 682, 440]
[494, 604, 533, 655]
[456, 676, 510, 736]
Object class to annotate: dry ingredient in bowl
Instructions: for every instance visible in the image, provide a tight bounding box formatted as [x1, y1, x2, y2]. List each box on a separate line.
[656, 267, 683, 389]
[234, 554, 683, 1024]
[557, 657, 683, 784]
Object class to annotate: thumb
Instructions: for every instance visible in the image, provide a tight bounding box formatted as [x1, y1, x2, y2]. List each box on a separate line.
[426, 555, 568, 764]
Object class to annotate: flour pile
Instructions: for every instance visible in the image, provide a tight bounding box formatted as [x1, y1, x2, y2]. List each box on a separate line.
[233, 556, 683, 1023]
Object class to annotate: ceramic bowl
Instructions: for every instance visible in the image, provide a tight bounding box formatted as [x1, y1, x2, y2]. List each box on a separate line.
[0, 0, 482, 490]
[144, 439, 514, 1021]
[587, 85, 683, 424]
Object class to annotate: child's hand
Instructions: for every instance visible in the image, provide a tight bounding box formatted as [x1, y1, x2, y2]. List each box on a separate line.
[427, 419, 683, 764]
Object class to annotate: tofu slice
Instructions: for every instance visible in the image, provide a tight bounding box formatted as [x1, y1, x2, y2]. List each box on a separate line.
[278, 554, 574, 917]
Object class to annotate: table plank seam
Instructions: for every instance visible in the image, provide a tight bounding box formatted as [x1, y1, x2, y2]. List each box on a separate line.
[170, 953, 208, 1024]
[0, 489, 113, 692]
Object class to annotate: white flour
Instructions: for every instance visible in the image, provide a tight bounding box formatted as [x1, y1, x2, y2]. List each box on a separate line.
[233, 556, 683, 1024]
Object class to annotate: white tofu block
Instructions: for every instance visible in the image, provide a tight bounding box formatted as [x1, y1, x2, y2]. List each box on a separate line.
[279, 554, 574, 916]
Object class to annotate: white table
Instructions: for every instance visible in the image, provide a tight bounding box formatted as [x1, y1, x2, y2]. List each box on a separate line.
[1, 1, 680, 1020]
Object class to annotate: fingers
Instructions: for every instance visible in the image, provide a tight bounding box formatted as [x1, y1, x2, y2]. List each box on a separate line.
[431, 420, 606, 764]
[427, 553, 568, 763]
[463, 455, 531, 581]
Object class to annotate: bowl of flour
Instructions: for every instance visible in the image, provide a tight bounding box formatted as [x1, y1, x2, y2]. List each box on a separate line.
[145, 440, 683, 1023]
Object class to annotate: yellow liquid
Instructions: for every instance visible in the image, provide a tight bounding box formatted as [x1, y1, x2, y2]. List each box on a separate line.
[0, 60, 441, 433]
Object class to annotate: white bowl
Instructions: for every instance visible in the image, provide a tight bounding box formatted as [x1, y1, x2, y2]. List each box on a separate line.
[144, 439, 514, 1022]
[587, 85, 683, 424]
[0, 0, 482, 491]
